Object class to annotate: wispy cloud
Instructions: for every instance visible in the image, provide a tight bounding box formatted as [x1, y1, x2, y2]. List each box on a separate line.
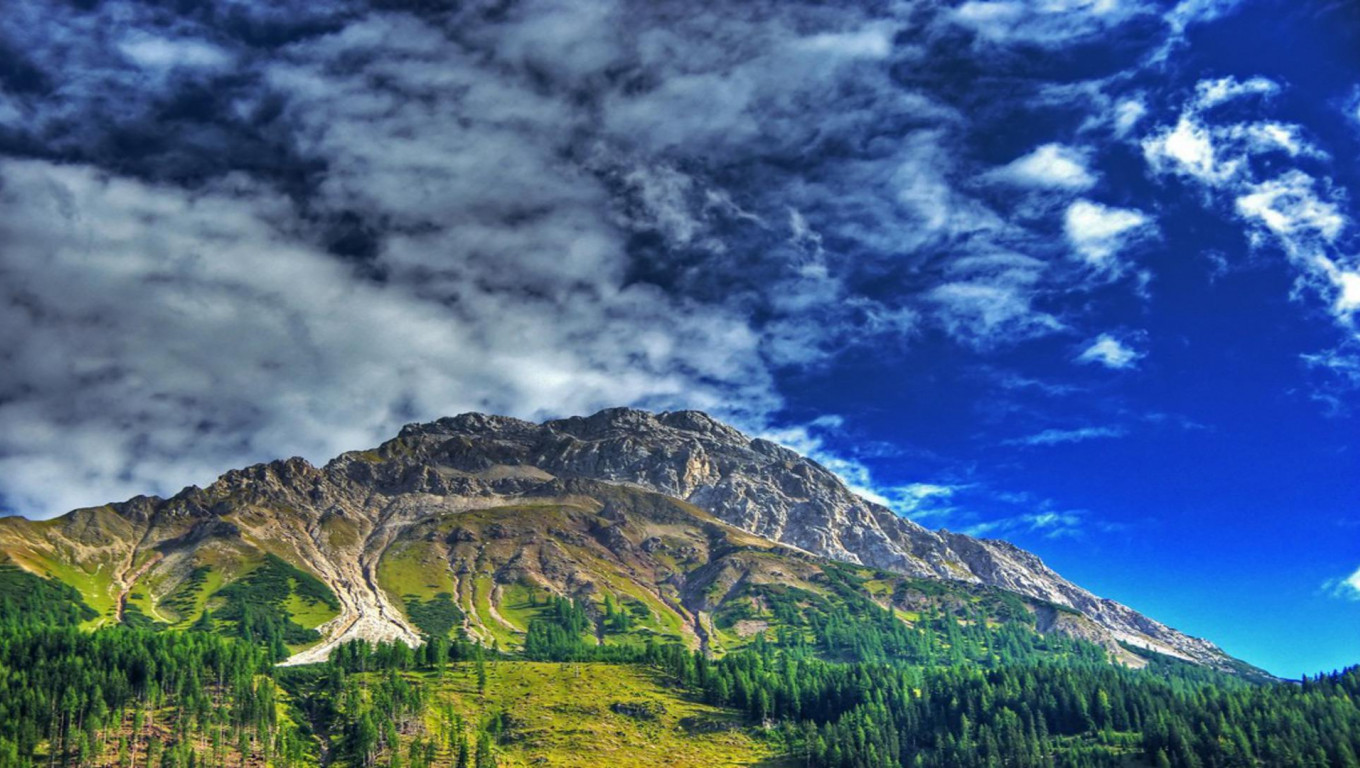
[951, 0, 1158, 48]
[759, 419, 966, 518]
[986, 143, 1096, 190]
[1143, 76, 1352, 283]
[117, 32, 234, 72]
[1141, 72, 1360, 397]
[1077, 333, 1146, 369]
[1005, 426, 1127, 447]
[966, 510, 1084, 539]
[1323, 566, 1360, 600]
[1064, 199, 1155, 273]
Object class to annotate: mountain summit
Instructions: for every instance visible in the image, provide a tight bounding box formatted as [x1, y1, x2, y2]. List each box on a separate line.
[0, 407, 1244, 672]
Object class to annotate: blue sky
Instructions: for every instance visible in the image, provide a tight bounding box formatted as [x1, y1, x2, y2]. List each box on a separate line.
[0, 0, 1356, 676]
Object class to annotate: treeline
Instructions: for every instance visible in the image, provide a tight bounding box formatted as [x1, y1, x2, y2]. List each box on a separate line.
[647, 642, 1360, 768]
[5, 554, 1360, 768]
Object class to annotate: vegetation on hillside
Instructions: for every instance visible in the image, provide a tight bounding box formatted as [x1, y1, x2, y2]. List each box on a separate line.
[0, 517, 1357, 768]
[2, 551, 1360, 766]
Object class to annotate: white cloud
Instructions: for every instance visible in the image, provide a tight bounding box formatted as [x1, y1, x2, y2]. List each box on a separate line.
[1143, 114, 1237, 184]
[1064, 199, 1153, 271]
[0, 158, 775, 517]
[1005, 426, 1126, 447]
[1077, 333, 1145, 369]
[796, 22, 898, 59]
[927, 281, 1064, 349]
[1194, 75, 1279, 109]
[952, 0, 1154, 47]
[118, 34, 234, 71]
[1233, 122, 1309, 157]
[1325, 565, 1360, 600]
[1234, 171, 1345, 243]
[966, 510, 1084, 539]
[1144, 74, 1359, 349]
[758, 421, 960, 517]
[1335, 271, 1360, 314]
[1164, 0, 1244, 34]
[1113, 99, 1148, 137]
[987, 143, 1096, 190]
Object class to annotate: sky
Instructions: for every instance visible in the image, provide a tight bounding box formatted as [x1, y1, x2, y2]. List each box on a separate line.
[0, 0, 1357, 677]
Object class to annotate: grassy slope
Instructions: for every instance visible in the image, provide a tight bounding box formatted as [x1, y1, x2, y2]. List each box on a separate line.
[368, 489, 1134, 672]
[420, 662, 792, 768]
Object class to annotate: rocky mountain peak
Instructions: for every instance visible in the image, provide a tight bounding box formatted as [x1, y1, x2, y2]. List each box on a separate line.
[0, 406, 1247, 673]
[348, 407, 1235, 669]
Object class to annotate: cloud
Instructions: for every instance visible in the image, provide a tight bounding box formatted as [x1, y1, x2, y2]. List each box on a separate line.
[951, 0, 1157, 47]
[966, 510, 1084, 539]
[1153, 0, 1246, 62]
[759, 421, 963, 517]
[1143, 114, 1235, 184]
[117, 33, 234, 72]
[987, 143, 1097, 190]
[1143, 75, 1360, 345]
[1064, 199, 1154, 271]
[0, 158, 775, 517]
[927, 280, 1065, 349]
[1234, 171, 1345, 244]
[1077, 333, 1145, 369]
[1194, 75, 1279, 109]
[1005, 426, 1126, 446]
[0, 0, 1261, 518]
[1324, 566, 1360, 600]
[1113, 99, 1148, 137]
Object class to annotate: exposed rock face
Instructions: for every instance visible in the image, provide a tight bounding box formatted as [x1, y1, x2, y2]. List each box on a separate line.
[375, 408, 1229, 666]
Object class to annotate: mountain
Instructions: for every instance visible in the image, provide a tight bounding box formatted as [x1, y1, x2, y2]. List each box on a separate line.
[0, 407, 1248, 674]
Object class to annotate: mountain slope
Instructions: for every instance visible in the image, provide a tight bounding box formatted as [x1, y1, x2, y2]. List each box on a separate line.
[0, 407, 1249, 674]
[371, 408, 1236, 667]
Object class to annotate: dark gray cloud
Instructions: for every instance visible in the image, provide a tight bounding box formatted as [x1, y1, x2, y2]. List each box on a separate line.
[0, 0, 1245, 516]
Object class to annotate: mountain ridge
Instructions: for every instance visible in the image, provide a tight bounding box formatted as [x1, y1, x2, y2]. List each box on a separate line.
[0, 406, 1253, 676]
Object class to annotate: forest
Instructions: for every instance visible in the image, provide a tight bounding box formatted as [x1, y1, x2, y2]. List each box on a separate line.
[1, 559, 1358, 768]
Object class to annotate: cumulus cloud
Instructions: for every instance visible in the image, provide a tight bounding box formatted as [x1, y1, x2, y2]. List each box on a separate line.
[987, 143, 1097, 190]
[0, 158, 775, 515]
[1077, 333, 1145, 369]
[1144, 114, 1235, 184]
[1064, 199, 1154, 271]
